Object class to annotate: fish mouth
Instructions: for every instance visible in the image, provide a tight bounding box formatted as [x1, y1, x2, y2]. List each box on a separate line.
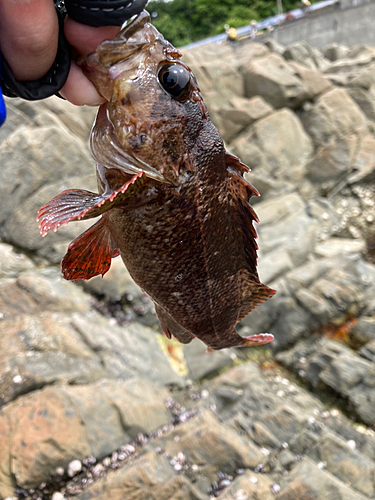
[79, 11, 159, 70]
[90, 104, 173, 185]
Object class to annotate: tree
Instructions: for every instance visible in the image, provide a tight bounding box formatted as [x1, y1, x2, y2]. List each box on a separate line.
[147, 0, 310, 46]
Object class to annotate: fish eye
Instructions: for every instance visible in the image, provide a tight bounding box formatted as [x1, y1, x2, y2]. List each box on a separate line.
[158, 63, 191, 100]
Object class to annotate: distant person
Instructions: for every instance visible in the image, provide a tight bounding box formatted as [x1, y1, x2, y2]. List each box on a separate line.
[301, 0, 311, 11]
[249, 20, 258, 40]
[225, 24, 238, 43]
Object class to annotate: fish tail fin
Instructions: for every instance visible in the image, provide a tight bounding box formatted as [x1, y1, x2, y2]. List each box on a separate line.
[62, 217, 117, 281]
[37, 171, 145, 237]
[239, 333, 274, 348]
[206, 331, 274, 352]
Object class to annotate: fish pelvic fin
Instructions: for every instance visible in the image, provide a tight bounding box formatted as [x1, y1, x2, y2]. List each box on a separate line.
[62, 217, 116, 281]
[37, 171, 145, 237]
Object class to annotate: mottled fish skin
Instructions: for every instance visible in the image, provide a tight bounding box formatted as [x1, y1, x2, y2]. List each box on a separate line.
[38, 11, 276, 351]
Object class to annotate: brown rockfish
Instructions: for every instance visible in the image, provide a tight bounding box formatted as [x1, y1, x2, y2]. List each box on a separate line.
[38, 11, 276, 351]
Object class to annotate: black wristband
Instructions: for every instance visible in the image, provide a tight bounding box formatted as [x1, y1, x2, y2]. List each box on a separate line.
[65, 0, 148, 27]
[0, 8, 71, 100]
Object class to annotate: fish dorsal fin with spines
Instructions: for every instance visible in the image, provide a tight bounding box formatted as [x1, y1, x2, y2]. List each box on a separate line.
[225, 152, 276, 319]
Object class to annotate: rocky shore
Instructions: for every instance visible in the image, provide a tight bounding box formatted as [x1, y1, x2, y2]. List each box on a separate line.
[0, 36, 374, 499]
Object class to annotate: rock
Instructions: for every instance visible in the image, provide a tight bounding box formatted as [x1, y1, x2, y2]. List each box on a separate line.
[217, 472, 274, 499]
[283, 41, 320, 70]
[52, 493, 66, 500]
[314, 238, 366, 259]
[277, 336, 375, 426]
[67, 460, 82, 478]
[82, 256, 144, 303]
[346, 86, 375, 121]
[349, 317, 375, 347]
[232, 109, 313, 183]
[0, 243, 35, 278]
[360, 339, 375, 362]
[0, 415, 16, 498]
[306, 134, 359, 187]
[263, 38, 285, 55]
[1, 386, 91, 489]
[278, 458, 368, 500]
[163, 411, 264, 473]
[300, 88, 368, 148]
[0, 100, 33, 144]
[311, 48, 332, 73]
[348, 133, 375, 184]
[218, 96, 273, 143]
[258, 208, 316, 258]
[0, 111, 96, 261]
[181, 43, 243, 132]
[63, 378, 170, 459]
[257, 249, 294, 285]
[242, 53, 311, 109]
[307, 432, 375, 497]
[183, 340, 235, 381]
[324, 44, 350, 62]
[347, 63, 375, 90]
[255, 193, 305, 227]
[278, 449, 297, 470]
[288, 61, 332, 98]
[74, 452, 188, 500]
[71, 314, 185, 386]
[325, 45, 375, 76]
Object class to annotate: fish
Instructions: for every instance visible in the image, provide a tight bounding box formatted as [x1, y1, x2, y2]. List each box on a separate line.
[37, 11, 276, 351]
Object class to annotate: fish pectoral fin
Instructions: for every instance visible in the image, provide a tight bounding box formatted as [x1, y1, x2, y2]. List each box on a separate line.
[155, 304, 195, 345]
[38, 171, 145, 237]
[62, 217, 116, 281]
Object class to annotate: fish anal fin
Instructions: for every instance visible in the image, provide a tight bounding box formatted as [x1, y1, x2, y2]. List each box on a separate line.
[155, 304, 195, 345]
[62, 217, 117, 281]
[38, 171, 145, 237]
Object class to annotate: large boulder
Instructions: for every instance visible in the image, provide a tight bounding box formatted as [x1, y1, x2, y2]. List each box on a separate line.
[241, 53, 311, 109]
[231, 108, 313, 184]
[300, 87, 369, 148]
[284, 41, 330, 72]
[0, 98, 96, 262]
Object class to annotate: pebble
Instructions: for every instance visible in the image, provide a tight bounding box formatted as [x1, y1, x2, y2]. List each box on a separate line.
[51, 493, 65, 500]
[67, 459, 82, 478]
[271, 483, 281, 494]
[347, 439, 356, 450]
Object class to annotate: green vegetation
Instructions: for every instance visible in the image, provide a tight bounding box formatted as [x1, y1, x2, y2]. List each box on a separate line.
[147, 0, 311, 46]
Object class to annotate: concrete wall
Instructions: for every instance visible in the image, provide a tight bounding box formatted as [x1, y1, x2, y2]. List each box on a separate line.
[263, 0, 375, 48]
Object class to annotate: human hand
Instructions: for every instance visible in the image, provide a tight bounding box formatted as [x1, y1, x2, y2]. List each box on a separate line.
[0, 0, 146, 106]
[60, 18, 119, 105]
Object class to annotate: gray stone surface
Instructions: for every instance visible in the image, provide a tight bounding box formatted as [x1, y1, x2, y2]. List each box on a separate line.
[242, 53, 311, 108]
[300, 87, 369, 148]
